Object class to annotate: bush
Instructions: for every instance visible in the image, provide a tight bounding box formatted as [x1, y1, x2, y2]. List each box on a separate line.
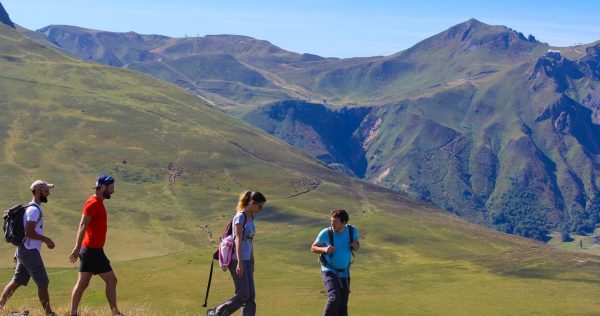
[561, 231, 573, 242]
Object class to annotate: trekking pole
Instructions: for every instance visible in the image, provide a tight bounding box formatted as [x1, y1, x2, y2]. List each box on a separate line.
[202, 252, 217, 307]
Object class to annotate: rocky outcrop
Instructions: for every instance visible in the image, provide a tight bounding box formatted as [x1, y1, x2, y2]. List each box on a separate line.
[0, 2, 15, 28]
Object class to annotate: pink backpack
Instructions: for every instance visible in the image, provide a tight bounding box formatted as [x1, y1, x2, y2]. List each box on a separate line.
[216, 212, 249, 271]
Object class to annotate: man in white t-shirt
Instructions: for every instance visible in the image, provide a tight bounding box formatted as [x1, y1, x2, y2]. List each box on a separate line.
[0, 180, 56, 316]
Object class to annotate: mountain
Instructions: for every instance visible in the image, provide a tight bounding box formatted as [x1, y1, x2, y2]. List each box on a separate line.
[242, 21, 600, 240]
[308, 19, 545, 102]
[0, 1, 14, 28]
[4, 18, 600, 315]
[37, 25, 340, 109]
[26, 19, 600, 240]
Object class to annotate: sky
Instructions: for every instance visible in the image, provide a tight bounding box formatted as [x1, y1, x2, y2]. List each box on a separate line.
[2, 0, 600, 58]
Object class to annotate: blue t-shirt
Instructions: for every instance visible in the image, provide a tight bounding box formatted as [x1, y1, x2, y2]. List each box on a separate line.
[232, 212, 255, 261]
[315, 225, 358, 278]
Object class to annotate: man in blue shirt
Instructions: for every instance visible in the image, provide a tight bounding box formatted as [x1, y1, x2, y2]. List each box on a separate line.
[311, 209, 359, 316]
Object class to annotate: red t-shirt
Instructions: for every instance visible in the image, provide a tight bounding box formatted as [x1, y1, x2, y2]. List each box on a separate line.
[81, 195, 107, 248]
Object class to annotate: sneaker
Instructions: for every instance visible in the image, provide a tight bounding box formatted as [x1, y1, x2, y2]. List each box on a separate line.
[207, 308, 216, 316]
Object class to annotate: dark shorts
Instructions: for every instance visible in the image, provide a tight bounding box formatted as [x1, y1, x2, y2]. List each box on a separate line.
[13, 246, 49, 286]
[79, 247, 112, 275]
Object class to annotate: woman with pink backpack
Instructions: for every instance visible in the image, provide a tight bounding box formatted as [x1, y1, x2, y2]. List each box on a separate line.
[207, 191, 266, 316]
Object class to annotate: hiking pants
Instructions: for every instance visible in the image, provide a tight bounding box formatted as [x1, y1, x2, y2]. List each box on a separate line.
[215, 260, 255, 316]
[322, 271, 350, 316]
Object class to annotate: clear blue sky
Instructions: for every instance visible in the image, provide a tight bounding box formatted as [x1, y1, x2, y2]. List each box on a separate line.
[2, 0, 599, 58]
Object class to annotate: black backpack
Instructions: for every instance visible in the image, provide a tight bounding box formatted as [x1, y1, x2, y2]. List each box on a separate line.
[3, 203, 38, 246]
[319, 224, 356, 269]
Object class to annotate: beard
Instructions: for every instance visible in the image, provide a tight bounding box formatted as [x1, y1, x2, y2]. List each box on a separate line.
[103, 190, 112, 199]
[40, 195, 48, 203]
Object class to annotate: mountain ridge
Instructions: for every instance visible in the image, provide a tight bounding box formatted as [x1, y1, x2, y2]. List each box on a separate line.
[0, 1, 14, 28]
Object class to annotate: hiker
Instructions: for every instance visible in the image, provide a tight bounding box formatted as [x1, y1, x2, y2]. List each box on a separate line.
[67, 174, 123, 316]
[0, 180, 57, 316]
[207, 191, 267, 316]
[311, 209, 360, 316]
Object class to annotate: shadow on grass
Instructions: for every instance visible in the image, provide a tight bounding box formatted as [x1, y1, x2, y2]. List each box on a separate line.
[259, 206, 322, 227]
[496, 267, 600, 284]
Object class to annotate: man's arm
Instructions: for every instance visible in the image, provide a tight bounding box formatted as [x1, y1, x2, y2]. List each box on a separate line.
[311, 240, 334, 254]
[68, 214, 92, 263]
[24, 221, 54, 249]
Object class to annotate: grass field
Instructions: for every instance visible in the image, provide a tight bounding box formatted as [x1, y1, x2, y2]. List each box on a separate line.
[3, 207, 600, 315]
[2, 23, 600, 315]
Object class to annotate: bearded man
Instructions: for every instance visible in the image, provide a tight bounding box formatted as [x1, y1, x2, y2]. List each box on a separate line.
[68, 174, 123, 316]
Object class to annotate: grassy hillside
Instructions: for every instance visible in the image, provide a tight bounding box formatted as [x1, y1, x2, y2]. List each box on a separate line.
[3, 23, 600, 315]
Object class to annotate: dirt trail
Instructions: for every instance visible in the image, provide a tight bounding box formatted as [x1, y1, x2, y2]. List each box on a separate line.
[285, 178, 321, 199]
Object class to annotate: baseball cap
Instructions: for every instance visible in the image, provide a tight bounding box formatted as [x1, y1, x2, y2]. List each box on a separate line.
[30, 180, 55, 191]
[93, 174, 115, 189]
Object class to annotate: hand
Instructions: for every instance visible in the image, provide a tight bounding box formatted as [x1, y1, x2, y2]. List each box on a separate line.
[68, 247, 81, 263]
[325, 245, 335, 254]
[44, 237, 55, 249]
[236, 262, 244, 278]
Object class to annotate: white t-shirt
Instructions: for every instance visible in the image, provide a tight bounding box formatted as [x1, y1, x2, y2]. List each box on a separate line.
[22, 203, 43, 250]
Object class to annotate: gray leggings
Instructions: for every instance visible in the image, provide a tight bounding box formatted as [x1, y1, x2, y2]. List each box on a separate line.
[215, 260, 255, 316]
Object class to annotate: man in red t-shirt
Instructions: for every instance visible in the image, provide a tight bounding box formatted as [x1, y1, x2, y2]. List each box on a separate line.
[68, 174, 123, 316]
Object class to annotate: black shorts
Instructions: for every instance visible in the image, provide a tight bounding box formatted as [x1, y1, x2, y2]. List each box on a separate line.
[79, 247, 112, 275]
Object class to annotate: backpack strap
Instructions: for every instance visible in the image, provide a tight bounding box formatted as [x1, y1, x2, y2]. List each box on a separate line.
[327, 226, 334, 256]
[25, 203, 41, 220]
[321, 226, 350, 271]
[236, 212, 251, 241]
[223, 211, 251, 239]
[348, 224, 355, 254]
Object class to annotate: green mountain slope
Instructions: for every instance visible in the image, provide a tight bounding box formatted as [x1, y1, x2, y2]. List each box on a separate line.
[245, 46, 600, 240]
[242, 23, 600, 240]
[0, 22, 332, 264]
[4, 21, 600, 315]
[30, 18, 600, 241]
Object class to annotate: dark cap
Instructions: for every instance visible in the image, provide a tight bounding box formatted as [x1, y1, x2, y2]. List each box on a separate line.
[93, 174, 114, 189]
